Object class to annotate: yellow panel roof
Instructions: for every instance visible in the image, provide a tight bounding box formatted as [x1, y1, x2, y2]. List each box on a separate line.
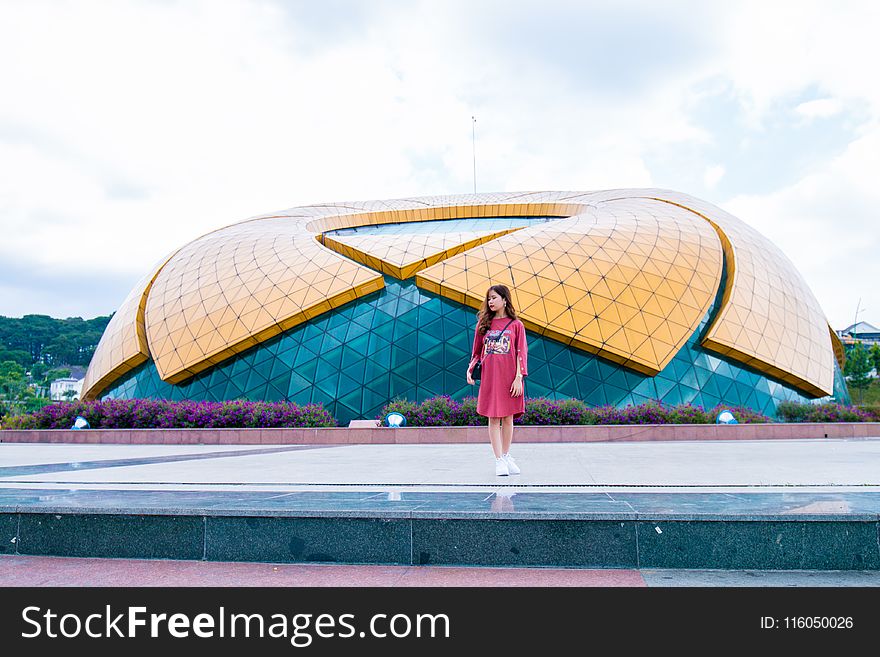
[638, 190, 835, 397]
[80, 253, 175, 400]
[415, 198, 723, 375]
[144, 216, 384, 384]
[83, 190, 837, 399]
[323, 226, 526, 279]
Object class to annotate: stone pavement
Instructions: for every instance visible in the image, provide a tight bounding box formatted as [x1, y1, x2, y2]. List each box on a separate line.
[1, 437, 879, 584]
[3, 554, 880, 586]
[1, 438, 879, 490]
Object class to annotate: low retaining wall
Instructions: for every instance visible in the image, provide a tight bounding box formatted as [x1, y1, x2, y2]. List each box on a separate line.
[1, 423, 878, 444]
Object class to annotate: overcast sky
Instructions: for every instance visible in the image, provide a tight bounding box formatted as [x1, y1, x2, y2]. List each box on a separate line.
[1, 0, 877, 330]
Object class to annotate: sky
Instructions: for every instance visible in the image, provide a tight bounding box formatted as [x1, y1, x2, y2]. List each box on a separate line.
[0, 0, 877, 330]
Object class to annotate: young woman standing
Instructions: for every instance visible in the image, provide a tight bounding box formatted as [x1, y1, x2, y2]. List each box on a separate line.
[466, 284, 528, 476]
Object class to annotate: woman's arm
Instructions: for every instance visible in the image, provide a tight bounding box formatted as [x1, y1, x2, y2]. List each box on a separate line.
[469, 325, 483, 369]
[467, 324, 482, 383]
[510, 356, 524, 397]
[516, 320, 528, 377]
[511, 322, 525, 396]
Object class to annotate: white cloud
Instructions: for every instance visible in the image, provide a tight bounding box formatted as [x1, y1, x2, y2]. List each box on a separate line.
[796, 98, 844, 121]
[0, 0, 877, 330]
[704, 0, 880, 327]
[725, 125, 880, 330]
[703, 165, 725, 188]
[717, 1, 880, 122]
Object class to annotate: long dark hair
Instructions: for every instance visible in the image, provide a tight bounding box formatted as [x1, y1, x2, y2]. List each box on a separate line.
[477, 284, 518, 335]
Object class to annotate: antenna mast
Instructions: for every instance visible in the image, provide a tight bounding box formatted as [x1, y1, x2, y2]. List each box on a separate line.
[471, 116, 477, 194]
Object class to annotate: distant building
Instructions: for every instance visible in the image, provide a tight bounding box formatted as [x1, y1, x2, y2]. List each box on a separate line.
[50, 377, 83, 401]
[67, 366, 88, 380]
[837, 322, 880, 347]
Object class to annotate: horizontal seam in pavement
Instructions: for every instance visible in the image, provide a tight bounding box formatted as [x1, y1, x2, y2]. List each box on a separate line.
[0, 446, 339, 478]
[3, 509, 878, 521]
[2, 481, 878, 488]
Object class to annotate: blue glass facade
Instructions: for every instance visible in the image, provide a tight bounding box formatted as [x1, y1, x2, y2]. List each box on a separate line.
[101, 268, 849, 424]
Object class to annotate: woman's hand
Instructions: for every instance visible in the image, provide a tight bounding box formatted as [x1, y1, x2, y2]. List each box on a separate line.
[510, 374, 523, 397]
[466, 370, 475, 385]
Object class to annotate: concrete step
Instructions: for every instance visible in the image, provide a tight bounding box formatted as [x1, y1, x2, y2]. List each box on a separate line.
[2, 488, 879, 570]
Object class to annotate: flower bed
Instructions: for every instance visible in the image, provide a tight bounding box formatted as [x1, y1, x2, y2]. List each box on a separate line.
[1, 399, 336, 430]
[5, 397, 876, 430]
[776, 401, 880, 423]
[377, 396, 772, 426]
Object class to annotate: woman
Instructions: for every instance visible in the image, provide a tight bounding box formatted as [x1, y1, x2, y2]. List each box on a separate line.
[466, 284, 528, 476]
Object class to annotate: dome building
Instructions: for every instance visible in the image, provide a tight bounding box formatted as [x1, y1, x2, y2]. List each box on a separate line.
[83, 189, 848, 424]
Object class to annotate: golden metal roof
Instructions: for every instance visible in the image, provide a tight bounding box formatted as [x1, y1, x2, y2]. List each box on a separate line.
[80, 254, 174, 399]
[416, 198, 722, 375]
[640, 191, 835, 397]
[323, 226, 525, 280]
[830, 326, 846, 371]
[143, 216, 384, 384]
[82, 190, 837, 400]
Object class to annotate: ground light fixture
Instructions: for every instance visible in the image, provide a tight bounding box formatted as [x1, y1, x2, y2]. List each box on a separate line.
[715, 409, 738, 424]
[71, 416, 90, 430]
[384, 412, 407, 428]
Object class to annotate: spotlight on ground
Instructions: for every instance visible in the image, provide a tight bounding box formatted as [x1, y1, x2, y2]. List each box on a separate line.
[384, 412, 407, 428]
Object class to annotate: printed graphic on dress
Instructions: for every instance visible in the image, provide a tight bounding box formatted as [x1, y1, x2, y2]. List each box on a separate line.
[485, 329, 511, 355]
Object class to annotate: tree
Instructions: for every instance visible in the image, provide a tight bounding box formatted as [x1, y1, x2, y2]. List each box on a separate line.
[45, 334, 78, 366]
[45, 367, 72, 382]
[30, 362, 48, 381]
[0, 360, 35, 416]
[870, 344, 880, 376]
[16, 315, 56, 362]
[0, 313, 111, 367]
[844, 342, 873, 403]
[0, 313, 110, 418]
[0, 346, 32, 368]
[0, 360, 27, 389]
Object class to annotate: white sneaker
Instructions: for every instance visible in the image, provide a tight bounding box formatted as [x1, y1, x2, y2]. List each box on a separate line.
[503, 453, 521, 475]
[495, 457, 509, 476]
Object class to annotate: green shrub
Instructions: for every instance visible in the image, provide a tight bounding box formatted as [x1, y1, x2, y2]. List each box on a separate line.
[376, 397, 771, 426]
[775, 401, 875, 423]
[1, 399, 336, 429]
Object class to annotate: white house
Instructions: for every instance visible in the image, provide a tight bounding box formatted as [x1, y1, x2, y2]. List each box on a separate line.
[837, 321, 880, 347]
[50, 377, 83, 401]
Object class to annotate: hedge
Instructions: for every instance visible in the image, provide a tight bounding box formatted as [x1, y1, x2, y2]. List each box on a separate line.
[377, 396, 772, 426]
[6, 398, 876, 430]
[1, 399, 336, 429]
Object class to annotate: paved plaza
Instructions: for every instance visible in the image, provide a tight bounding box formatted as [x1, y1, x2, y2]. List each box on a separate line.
[2, 436, 879, 585]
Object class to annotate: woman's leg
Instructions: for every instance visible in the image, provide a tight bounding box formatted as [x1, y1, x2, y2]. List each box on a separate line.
[500, 415, 520, 474]
[488, 417, 503, 458]
[501, 415, 514, 454]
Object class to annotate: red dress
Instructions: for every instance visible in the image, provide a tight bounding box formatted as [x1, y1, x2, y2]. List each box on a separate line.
[470, 316, 529, 419]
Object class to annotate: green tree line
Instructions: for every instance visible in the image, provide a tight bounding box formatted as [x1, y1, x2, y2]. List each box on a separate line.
[0, 314, 111, 368]
[843, 342, 880, 404]
[0, 314, 111, 419]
